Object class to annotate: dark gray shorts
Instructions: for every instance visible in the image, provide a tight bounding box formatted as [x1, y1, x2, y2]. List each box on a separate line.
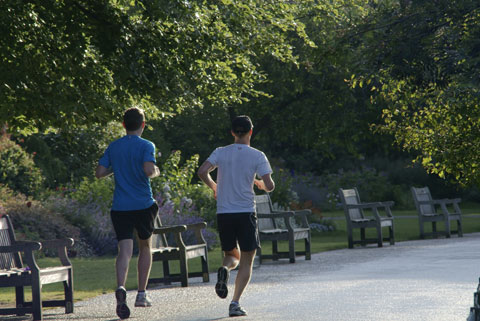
[110, 202, 158, 241]
[217, 212, 260, 252]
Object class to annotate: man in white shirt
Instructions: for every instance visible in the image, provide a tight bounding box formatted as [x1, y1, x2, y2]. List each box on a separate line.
[198, 115, 275, 317]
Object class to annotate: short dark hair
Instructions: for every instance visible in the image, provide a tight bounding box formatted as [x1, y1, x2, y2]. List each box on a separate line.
[231, 115, 253, 137]
[123, 107, 145, 131]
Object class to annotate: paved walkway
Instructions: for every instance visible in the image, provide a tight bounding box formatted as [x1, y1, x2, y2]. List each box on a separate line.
[6, 234, 480, 321]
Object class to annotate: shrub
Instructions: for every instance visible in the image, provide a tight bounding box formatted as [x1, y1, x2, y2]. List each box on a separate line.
[0, 191, 93, 257]
[14, 135, 68, 188]
[152, 150, 199, 204]
[268, 167, 298, 208]
[319, 167, 392, 210]
[185, 183, 217, 226]
[0, 135, 44, 196]
[47, 195, 116, 256]
[16, 122, 124, 187]
[69, 176, 114, 211]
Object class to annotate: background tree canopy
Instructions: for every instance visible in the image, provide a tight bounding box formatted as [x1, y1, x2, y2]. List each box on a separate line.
[2, 0, 480, 190]
[351, 0, 480, 186]
[0, 0, 311, 134]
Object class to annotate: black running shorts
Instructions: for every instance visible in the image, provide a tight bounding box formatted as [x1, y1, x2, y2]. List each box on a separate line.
[217, 212, 260, 252]
[111, 202, 158, 241]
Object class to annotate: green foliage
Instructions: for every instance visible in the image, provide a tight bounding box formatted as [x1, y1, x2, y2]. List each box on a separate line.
[185, 183, 217, 225]
[15, 135, 68, 188]
[321, 167, 392, 209]
[268, 168, 298, 208]
[0, 191, 91, 257]
[0, 135, 44, 196]
[0, 0, 312, 133]
[17, 122, 124, 187]
[153, 150, 200, 203]
[352, 0, 480, 185]
[69, 177, 114, 211]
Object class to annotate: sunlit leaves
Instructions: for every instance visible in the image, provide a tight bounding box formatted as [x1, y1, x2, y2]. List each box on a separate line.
[0, 0, 311, 133]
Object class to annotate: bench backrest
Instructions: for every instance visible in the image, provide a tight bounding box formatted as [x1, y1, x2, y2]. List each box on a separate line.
[0, 215, 23, 270]
[254, 194, 277, 231]
[411, 186, 435, 215]
[338, 188, 365, 220]
[151, 215, 169, 249]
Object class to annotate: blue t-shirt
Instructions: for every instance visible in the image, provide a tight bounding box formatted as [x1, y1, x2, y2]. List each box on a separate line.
[99, 135, 156, 211]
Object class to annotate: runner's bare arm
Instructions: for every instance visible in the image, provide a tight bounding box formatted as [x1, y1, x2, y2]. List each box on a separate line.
[254, 173, 275, 192]
[197, 161, 217, 198]
[95, 165, 112, 179]
[144, 161, 160, 178]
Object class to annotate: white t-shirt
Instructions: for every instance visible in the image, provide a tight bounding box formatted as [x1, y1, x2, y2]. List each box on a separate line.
[207, 144, 273, 214]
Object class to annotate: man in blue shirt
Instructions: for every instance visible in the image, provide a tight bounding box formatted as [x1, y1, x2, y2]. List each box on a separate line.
[96, 107, 160, 319]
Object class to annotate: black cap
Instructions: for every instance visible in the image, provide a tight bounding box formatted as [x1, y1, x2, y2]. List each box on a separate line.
[232, 115, 253, 134]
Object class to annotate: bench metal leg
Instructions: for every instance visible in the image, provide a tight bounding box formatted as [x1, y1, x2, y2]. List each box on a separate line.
[180, 253, 188, 287]
[458, 219, 463, 237]
[305, 235, 311, 260]
[432, 222, 437, 237]
[15, 286, 25, 316]
[347, 229, 354, 249]
[445, 219, 451, 238]
[272, 241, 279, 261]
[162, 261, 172, 285]
[376, 226, 383, 247]
[64, 271, 74, 314]
[419, 220, 425, 239]
[289, 235, 295, 263]
[201, 252, 209, 283]
[389, 225, 395, 245]
[32, 278, 42, 321]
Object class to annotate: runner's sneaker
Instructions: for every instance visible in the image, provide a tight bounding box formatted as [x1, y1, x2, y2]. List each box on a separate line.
[135, 292, 152, 307]
[115, 286, 130, 319]
[229, 303, 247, 317]
[215, 266, 229, 299]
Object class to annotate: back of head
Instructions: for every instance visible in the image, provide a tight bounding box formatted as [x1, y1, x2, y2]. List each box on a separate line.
[123, 107, 145, 131]
[232, 115, 253, 137]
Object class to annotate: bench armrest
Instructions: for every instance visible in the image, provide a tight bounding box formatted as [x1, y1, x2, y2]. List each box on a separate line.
[292, 209, 311, 227]
[39, 238, 74, 266]
[347, 201, 394, 209]
[185, 222, 207, 231]
[257, 211, 294, 219]
[0, 241, 42, 272]
[347, 201, 395, 219]
[0, 241, 41, 253]
[40, 238, 74, 249]
[153, 225, 187, 234]
[185, 222, 208, 244]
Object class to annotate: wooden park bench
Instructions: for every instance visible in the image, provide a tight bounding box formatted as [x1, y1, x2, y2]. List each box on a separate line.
[254, 194, 311, 264]
[338, 188, 395, 249]
[0, 214, 74, 321]
[148, 215, 209, 288]
[411, 186, 463, 239]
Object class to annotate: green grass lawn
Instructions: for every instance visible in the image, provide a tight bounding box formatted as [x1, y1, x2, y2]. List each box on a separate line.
[2, 204, 480, 305]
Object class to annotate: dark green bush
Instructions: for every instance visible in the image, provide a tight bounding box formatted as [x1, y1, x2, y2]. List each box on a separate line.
[0, 135, 44, 196]
[268, 167, 299, 208]
[16, 122, 123, 187]
[0, 189, 93, 257]
[186, 183, 217, 225]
